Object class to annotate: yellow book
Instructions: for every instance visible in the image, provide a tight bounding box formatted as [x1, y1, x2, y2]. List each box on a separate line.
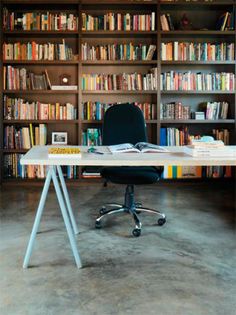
[29, 123, 34, 147]
[177, 166, 182, 178]
[167, 165, 173, 179]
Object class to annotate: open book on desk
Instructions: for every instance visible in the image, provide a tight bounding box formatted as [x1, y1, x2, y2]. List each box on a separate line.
[108, 142, 169, 154]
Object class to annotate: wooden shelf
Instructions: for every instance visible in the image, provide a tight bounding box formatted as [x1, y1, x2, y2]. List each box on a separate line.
[3, 120, 78, 124]
[161, 61, 235, 65]
[3, 60, 79, 64]
[82, 119, 157, 124]
[3, 90, 79, 94]
[82, 60, 158, 65]
[3, 30, 79, 36]
[161, 31, 235, 36]
[160, 1, 235, 5]
[3, 149, 28, 153]
[161, 119, 235, 124]
[81, 30, 157, 37]
[82, 90, 157, 94]
[161, 91, 235, 95]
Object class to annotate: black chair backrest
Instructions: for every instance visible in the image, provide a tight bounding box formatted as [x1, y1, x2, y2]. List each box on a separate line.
[102, 103, 147, 145]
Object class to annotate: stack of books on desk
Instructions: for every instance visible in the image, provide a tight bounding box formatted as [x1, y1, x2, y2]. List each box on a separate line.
[184, 140, 235, 157]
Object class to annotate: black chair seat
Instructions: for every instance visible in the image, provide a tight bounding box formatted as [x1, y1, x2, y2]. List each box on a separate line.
[101, 166, 162, 185]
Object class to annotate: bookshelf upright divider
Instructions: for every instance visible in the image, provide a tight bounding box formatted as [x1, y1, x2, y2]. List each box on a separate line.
[0, 0, 236, 184]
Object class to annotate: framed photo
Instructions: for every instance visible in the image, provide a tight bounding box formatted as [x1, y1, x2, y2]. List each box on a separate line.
[52, 132, 68, 145]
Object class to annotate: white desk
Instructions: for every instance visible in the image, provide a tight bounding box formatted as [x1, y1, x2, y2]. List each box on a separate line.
[20, 145, 236, 268]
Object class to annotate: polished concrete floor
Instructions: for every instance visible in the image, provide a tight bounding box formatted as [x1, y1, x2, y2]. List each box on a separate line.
[0, 182, 235, 315]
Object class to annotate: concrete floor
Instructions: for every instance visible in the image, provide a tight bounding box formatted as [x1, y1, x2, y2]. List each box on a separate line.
[0, 182, 235, 315]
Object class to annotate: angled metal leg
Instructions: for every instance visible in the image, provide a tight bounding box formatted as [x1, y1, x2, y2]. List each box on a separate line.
[51, 166, 82, 269]
[23, 168, 52, 268]
[131, 211, 142, 230]
[96, 207, 126, 223]
[135, 206, 166, 219]
[56, 166, 79, 235]
[103, 203, 123, 208]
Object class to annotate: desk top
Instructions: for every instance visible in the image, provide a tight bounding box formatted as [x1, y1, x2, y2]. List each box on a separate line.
[20, 145, 236, 166]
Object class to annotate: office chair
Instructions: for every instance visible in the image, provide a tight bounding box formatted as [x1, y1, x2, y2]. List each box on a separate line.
[95, 103, 166, 237]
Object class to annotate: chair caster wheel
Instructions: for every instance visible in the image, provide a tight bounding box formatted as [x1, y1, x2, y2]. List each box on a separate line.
[132, 228, 141, 237]
[158, 218, 166, 226]
[99, 207, 106, 215]
[95, 220, 102, 229]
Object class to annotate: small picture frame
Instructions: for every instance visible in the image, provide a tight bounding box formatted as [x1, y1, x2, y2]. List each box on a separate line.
[52, 132, 68, 145]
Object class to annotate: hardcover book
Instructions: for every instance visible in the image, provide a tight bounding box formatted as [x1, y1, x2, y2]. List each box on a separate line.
[48, 147, 81, 158]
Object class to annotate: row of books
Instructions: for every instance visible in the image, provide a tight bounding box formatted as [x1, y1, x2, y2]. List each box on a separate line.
[160, 101, 229, 121]
[4, 124, 47, 149]
[161, 72, 235, 91]
[3, 67, 50, 90]
[3, 154, 79, 179]
[81, 128, 102, 146]
[160, 127, 230, 146]
[82, 12, 156, 31]
[4, 40, 235, 62]
[160, 10, 235, 32]
[3, 8, 79, 31]
[160, 102, 191, 120]
[212, 128, 230, 145]
[162, 165, 232, 179]
[160, 13, 174, 31]
[161, 42, 235, 61]
[81, 43, 156, 61]
[82, 70, 158, 91]
[82, 102, 156, 120]
[3, 40, 74, 61]
[4, 96, 77, 120]
[199, 101, 229, 120]
[216, 11, 235, 31]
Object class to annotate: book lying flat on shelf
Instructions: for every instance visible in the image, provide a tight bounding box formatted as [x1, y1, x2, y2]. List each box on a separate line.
[108, 142, 169, 154]
[48, 147, 81, 158]
[51, 85, 78, 90]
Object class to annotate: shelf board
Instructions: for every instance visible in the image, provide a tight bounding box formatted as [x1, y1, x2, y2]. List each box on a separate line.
[161, 31, 235, 36]
[2, 0, 80, 3]
[82, 60, 158, 65]
[161, 119, 235, 124]
[81, 30, 157, 37]
[160, 1, 235, 5]
[3, 60, 79, 65]
[82, 119, 157, 123]
[3, 120, 78, 124]
[3, 90, 79, 94]
[81, 0, 157, 4]
[3, 30, 79, 36]
[161, 61, 235, 65]
[161, 90, 235, 95]
[3, 149, 28, 153]
[82, 90, 157, 94]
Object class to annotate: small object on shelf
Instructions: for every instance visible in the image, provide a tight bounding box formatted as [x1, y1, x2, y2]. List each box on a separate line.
[179, 13, 194, 30]
[51, 132, 68, 145]
[60, 74, 71, 85]
[48, 147, 81, 159]
[194, 112, 205, 120]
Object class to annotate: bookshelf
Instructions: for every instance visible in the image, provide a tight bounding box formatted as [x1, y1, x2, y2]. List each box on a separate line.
[0, 0, 235, 184]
